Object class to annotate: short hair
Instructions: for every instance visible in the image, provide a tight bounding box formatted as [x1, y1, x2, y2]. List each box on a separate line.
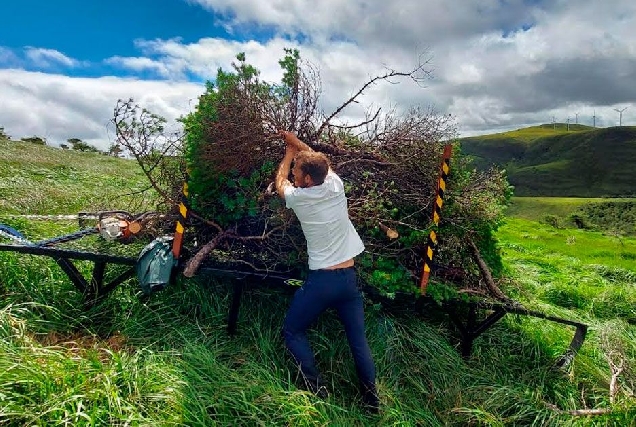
[295, 151, 330, 185]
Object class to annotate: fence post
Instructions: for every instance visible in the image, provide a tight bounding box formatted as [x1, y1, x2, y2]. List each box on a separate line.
[420, 144, 452, 295]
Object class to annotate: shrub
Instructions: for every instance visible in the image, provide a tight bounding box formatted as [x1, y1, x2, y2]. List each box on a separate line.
[21, 136, 46, 145]
[122, 50, 513, 299]
[542, 214, 561, 229]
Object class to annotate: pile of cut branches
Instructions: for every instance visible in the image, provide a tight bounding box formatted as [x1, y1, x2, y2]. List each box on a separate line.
[113, 50, 512, 300]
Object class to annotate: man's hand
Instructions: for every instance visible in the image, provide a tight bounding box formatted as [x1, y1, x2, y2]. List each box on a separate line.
[285, 141, 298, 156]
[279, 130, 313, 152]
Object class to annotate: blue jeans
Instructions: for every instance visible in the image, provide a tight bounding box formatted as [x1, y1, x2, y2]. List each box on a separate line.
[282, 267, 376, 389]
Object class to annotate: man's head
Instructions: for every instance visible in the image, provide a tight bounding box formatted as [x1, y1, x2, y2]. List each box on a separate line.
[292, 151, 330, 188]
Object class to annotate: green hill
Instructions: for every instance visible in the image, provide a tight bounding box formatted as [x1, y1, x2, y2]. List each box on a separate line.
[461, 124, 636, 197]
[0, 137, 149, 215]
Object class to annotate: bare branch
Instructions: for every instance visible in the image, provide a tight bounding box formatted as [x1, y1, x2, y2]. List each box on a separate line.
[315, 66, 425, 138]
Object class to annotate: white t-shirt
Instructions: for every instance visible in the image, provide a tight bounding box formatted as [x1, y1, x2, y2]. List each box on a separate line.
[284, 170, 365, 270]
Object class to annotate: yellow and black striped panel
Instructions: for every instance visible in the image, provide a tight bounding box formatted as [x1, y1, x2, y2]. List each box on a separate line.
[172, 178, 190, 259]
[420, 145, 452, 294]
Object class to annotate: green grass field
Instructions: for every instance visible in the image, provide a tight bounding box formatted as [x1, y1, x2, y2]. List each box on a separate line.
[506, 196, 635, 220]
[0, 138, 151, 215]
[475, 123, 593, 142]
[2, 138, 636, 425]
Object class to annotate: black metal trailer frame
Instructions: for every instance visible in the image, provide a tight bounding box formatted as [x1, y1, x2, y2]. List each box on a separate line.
[0, 241, 136, 305]
[0, 232, 588, 368]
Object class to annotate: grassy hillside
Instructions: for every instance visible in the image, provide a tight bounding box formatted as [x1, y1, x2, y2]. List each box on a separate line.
[507, 197, 636, 236]
[506, 197, 605, 220]
[0, 137, 150, 215]
[461, 125, 636, 197]
[2, 140, 636, 425]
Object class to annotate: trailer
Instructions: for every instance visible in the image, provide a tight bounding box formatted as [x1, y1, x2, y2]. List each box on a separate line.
[0, 209, 587, 370]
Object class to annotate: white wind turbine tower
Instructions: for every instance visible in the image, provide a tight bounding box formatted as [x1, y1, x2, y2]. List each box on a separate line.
[614, 107, 628, 126]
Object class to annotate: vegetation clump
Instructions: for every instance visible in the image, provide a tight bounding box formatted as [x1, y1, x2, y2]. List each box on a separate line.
[114, 50, 512, 299]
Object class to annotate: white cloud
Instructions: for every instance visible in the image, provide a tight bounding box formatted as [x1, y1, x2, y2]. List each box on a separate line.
[108, 36, 430, 118]
[3, 0, 636, 150]
[105, 56, 176, 78]
[24, 47, 85, 68]
[0, 47, 20, 66]
[179, 0, 636, 133]
[0, 69, 202, 150]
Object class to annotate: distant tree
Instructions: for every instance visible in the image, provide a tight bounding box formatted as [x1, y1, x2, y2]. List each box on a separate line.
[60, 143, 69, 150]
[67, 138, 99, 152]
[0, 126, 10, 140]
[21, 136, 47, 145]
[108, 143, 123, 157]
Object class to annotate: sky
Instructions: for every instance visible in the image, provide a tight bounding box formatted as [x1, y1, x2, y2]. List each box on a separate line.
[1, 0, 635, 150]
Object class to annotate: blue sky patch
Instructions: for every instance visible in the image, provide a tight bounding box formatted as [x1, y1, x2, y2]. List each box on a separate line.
[0, 0, 256, 78]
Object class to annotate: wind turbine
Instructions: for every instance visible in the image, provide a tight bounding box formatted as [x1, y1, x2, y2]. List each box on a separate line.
[614, 107, 628, 126]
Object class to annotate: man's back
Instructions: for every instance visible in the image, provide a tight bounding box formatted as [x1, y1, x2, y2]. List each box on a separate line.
[284, 171, 364, 270]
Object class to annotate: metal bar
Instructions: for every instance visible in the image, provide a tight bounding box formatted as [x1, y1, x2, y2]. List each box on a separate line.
[458, 308, 508, 357]
[438, 298, 588, 364]
[481, 302, 588, 370]
[34, 228, 99, 247]
[553, 324, 588, 369]
[227, 280, 245, 335]
[442, 303, 473, 357]
[0, 244, 136, 265]
[469, 307, 508, 338]
[494, 305, 587, 329]
[0, 225, 31, 244]
[96, 267, 136, 299]
[54, 258, 88, 293]
[172, 177, 189, 259]
[90, 261, 106, 295]
[196, 266, 295, 283]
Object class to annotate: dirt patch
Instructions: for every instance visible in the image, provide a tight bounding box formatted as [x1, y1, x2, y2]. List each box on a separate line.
[34, 330, 132, 362]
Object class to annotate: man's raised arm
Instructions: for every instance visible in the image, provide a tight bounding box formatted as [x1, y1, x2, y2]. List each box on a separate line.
[275, 143, 297, 199]
[280, 131, 313, 152]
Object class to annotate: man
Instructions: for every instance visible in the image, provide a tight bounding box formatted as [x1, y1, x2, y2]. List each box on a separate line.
[275, 130, 379, 412]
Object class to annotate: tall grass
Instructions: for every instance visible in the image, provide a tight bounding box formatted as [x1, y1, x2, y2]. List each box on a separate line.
[2, 139, 636, 425]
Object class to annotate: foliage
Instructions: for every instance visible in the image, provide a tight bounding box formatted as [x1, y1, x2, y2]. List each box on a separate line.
[107, 143, 123, 157]
[68, 138, 99, 152]
[576, 200, 636, 236]
[113, 99, 186, 212]
[508, 197, 636, 236]
[173, 51, 512, 298]
[542, 214, 562, 228]
[181, 54, 280, 227]
[21, 136, 46, 145]
[506, 196, 612, 220]
[0, 126, 10, 140]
